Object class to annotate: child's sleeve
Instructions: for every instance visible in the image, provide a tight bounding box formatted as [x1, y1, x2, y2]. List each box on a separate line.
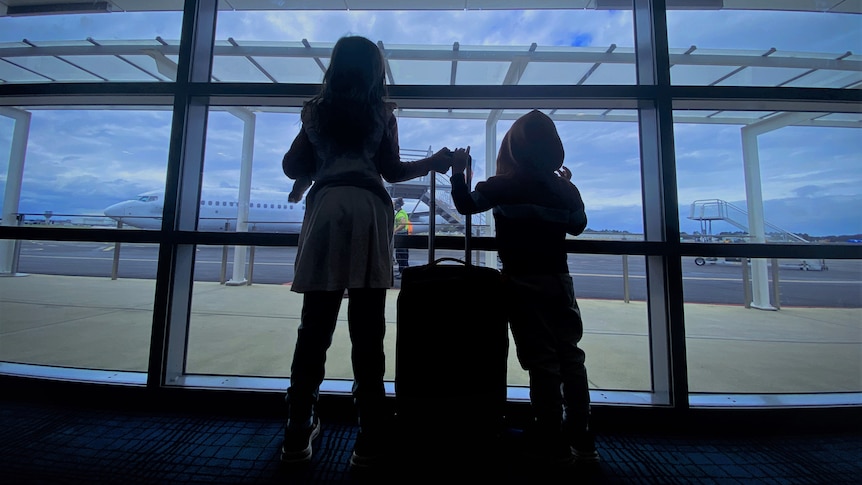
[378, 115, 451, 182]
[451, 173, 499, 215]
[566, 183, 588, 236]
[283, 126, 316, 203]
[282, 127, 315, 180]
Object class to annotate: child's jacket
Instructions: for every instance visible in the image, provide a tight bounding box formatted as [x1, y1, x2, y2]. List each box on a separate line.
[451, 110, 587, 276]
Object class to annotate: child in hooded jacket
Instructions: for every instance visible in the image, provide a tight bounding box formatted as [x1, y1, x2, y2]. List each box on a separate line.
[449, 109, 597, 466]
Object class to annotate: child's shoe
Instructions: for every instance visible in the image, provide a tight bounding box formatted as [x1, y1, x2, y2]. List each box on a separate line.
[280, 416, 321, 464]
[525, 426, 576, 468]
[572, 428, 600, 464]
[349, 429, 387, 470]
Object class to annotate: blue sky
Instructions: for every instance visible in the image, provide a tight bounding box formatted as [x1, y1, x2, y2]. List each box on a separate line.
[1, 7, 860, 237]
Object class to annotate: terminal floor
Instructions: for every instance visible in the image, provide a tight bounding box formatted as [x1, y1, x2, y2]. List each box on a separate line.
[1, 393, 860, 484]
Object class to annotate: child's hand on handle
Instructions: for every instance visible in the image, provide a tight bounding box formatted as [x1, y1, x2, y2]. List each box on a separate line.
[452, 146, 471, 177]
[430, 147, 454, 174]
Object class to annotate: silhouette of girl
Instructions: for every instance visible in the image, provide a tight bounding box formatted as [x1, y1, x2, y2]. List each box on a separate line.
[280, 35, 452, 469]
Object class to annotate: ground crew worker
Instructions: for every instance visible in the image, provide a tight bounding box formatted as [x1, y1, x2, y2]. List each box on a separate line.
[393, 197, 412, 278]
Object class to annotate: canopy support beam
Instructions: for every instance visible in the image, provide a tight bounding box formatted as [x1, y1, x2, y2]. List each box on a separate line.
[0, 107, 31, 275]
[226, 108, 256, 286]
[740, 111, 815, 310]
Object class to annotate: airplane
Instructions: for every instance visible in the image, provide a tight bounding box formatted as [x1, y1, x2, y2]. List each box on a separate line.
[103, 187, 450, 233]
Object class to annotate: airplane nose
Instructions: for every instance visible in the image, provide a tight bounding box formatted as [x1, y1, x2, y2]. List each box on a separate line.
[103, 202, 127, 219]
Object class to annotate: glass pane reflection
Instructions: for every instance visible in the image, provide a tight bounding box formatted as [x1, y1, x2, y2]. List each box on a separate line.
[684, 258, 862, 393]
[1, 241, 156, 372]
[667, 9, 862, 89]
[0, 108, 173, 232]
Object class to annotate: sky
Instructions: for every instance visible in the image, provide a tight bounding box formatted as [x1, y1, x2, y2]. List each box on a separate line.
[0, 7, 860, 237]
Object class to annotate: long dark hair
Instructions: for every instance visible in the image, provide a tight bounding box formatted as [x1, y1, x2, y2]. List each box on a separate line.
[310, 35, 387, 150]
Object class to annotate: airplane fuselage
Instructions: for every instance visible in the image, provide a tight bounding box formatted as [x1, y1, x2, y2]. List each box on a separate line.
[103, 189, 439, 233]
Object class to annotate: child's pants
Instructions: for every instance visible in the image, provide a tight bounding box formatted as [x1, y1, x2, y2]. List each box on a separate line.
[504, 273, 591, 433]
[286, 288, 388, 431]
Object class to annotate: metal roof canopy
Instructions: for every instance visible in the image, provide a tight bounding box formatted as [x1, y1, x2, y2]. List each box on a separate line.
[1, 37, 860, 125]
[1, 0, 861, 16]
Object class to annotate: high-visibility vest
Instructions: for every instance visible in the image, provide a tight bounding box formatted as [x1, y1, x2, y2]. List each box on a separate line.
[395, 208, 413, 235]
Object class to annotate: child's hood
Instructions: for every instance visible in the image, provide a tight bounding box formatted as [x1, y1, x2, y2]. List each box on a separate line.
[505, 109, 564, 174]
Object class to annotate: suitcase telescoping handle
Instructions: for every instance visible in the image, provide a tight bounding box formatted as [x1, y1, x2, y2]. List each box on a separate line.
[463, 147, 473, 266]
[428, 148, 436, 265]
[432, 256, 469, 267]
[428, 146, 473, 266]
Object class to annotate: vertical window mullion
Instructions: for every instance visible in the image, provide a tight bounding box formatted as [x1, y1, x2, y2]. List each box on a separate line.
[634, 0, 689, 408]
[149, 0, 217, 389]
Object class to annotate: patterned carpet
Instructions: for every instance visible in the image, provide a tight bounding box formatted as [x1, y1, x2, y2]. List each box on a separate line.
[1, 396, 860, 484]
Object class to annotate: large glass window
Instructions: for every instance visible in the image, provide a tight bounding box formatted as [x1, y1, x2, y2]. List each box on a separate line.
[183, 245, 654, 393]
[213, 8, 636, 86]
[201, 107, 643, 238]
[674, 108, 862, 395]
[666, 8, 862, 88]
[185, 243, 306, 378]
[683, 257, 862, 394]
[0, 7, 183, 84]
[675, 110, 862, 246]
[0, 240, 157, 375]
[0, 108, 173, 231]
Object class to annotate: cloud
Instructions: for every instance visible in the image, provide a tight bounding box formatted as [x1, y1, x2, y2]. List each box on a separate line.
[249, 9, 626, 49]
[667, 9, 862, 52]
[586, 204, 643, 233]
[762, 195, 862, 236]
[0, 11, 183, 43]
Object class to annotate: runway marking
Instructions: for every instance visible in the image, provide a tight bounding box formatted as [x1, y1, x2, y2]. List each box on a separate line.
[570, 272, 861, 284]
[583, 328, 862, 344]
[684, 275, 861, 284]
[21, 255, 156, 263]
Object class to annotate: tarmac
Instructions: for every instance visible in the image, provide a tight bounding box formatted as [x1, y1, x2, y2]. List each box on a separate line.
[1, 273, 860, 397]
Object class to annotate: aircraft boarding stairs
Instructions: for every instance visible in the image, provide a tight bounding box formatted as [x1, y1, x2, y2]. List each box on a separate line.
[688, 199, 826, 270]
[385, 147, 469, 232]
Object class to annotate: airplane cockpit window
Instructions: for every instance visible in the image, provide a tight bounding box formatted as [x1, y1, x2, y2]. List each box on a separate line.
[208, 201, 212, 206]
[137, 195, 159, 202]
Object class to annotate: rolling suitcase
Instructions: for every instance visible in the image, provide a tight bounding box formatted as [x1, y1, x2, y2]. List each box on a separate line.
[394, 174, 509, 466]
